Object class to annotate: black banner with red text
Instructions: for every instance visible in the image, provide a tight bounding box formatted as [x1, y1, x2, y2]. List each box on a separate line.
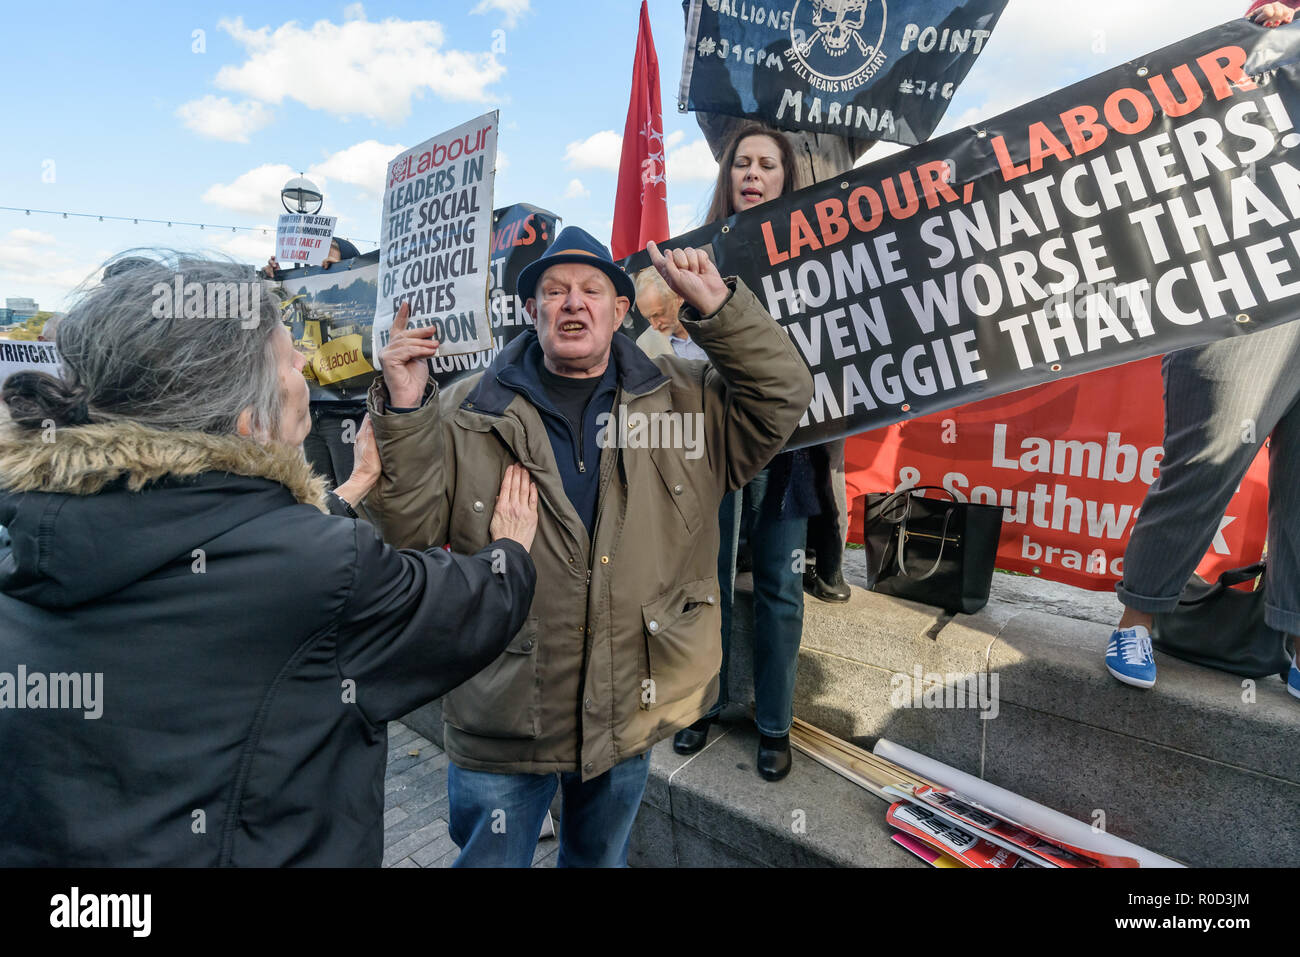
[628, 19, 1300, 450]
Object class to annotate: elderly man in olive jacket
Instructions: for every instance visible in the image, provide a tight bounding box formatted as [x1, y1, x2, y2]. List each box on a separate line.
[365, 226, 813, 867]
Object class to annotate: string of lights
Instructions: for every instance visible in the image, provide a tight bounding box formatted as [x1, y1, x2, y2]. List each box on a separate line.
[0, 205, 376, 246]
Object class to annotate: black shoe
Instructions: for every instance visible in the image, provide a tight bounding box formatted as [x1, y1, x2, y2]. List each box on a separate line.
[673, 716, 714, 755]
[804, 567, 851, 603]
[757, 733, 792, 781]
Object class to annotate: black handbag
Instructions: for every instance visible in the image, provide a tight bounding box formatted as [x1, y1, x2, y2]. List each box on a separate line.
[1151, 562, 1295, 680]
[862, 486, 1004, 615]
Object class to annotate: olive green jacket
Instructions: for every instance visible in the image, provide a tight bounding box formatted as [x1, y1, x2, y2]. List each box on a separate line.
[364, 278, 813, 780]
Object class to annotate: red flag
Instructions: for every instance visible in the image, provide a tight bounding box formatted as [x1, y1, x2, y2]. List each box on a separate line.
[611, 0, 669, 260]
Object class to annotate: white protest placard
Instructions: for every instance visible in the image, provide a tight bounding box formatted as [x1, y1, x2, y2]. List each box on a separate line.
[276, 214, 339, 266]
[374, 111, 497, 361]
[0, 340, 62, 385]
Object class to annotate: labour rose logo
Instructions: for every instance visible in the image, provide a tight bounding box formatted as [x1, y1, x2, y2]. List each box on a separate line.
[640, 120, 666, 205]
[788, 0, 888, 85]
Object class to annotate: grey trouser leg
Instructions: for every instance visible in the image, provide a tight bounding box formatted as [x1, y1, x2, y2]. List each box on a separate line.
[805, 439, 849, 579]
[829, 437, 848, 545]
[1118, 322, 1300, 633]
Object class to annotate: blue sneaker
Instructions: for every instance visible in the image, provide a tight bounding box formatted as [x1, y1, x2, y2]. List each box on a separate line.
[1106, 626, 1156, 688]
[1288, 654, 1299, 701]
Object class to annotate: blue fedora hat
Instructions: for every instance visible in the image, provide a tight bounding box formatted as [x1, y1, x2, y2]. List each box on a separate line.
[517, 226, 636, 305]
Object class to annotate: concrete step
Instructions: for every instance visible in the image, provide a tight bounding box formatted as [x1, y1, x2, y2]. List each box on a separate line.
[629, 709, 924, 868]
[709, 564, 1300, 867]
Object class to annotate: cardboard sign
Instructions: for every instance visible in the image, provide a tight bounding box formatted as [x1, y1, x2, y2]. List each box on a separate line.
[276, 214, 339, 266]
[375, 112, 498, 359]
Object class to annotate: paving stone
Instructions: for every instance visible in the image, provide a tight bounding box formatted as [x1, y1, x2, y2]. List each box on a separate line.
[386, 723, 418, 750]
[382, 806, 409, 830]
[532, 844, 559, 868]
[383, 819, 451, 867]
[410, 825, 459, 867]
[400, 700, 446, 750]
[383, 798, 449, 850]
[427, 846, 460, 868]
[383, 751, 449, 797]
[389, 857, 419, 868]
[531, 837, 559, 866]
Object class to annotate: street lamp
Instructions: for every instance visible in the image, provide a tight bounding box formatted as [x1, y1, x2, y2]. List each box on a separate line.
[280, 175, 323, 215]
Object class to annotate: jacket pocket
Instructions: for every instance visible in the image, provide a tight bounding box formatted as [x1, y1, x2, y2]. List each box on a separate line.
[640, 578, 721, 711]
[650, 446, 702, 535]
[443, 617, 541, 739]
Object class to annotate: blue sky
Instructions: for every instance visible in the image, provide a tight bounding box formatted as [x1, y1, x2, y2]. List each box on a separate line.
[1, 0, 1241, 310]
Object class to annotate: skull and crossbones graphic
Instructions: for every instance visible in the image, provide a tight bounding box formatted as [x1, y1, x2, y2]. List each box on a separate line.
[797, 0, 873, 58]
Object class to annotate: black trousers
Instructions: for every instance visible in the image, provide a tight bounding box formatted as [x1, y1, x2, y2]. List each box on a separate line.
[303, 402, 365, 490]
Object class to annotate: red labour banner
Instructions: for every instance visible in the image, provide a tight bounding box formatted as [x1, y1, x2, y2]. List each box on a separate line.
[844, 356, 1270, 591]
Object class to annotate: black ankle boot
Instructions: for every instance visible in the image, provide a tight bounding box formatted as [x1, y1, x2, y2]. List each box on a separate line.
[672, 715, 714, 755]
[757, 733, 792, 781]
[804, 567, 851, 603]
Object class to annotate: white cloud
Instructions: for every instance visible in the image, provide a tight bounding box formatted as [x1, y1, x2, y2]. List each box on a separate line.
[470, 0, 530, 28]
[668, 204, 700, 237]
[175, 95, 273, 143]
[667, 138, 718, 182]
[6, 228, 56, 247]
[309, 140, 405, 199]
[217, 228, 278, 264]
[212, 9, 506, 124]
[201, 139, 420, 215]
[0, 231, 109, 308]
[496, 149, 509, 173]
[931, 0, 1233, 139]
[564, 178, 590, 200]
[565, 130, 623, 171]
[665, 130, 686, 150]
[202, 163, 303, 216]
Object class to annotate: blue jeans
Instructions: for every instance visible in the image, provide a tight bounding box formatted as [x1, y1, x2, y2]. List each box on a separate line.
[708, 467, 808, 737]
[447, 753, 650, 867]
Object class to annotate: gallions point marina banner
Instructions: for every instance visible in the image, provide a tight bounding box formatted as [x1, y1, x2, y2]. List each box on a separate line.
[281, 205, 558, 400]
[679, 0, 1009, 145]
[628, 19, 1300, 451]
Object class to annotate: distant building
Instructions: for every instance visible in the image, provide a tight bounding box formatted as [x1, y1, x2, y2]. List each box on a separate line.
[5, 298, 38, 321]
[0, 309, 13, 326]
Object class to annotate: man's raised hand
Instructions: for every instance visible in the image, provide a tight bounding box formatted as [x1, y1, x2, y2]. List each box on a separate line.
[647, 240, 729, 317]
[380, 301, 440, 409]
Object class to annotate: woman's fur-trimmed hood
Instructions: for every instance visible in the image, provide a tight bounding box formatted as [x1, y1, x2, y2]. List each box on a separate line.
[0, 419, 329, 511]
[0, 420, 331, 609]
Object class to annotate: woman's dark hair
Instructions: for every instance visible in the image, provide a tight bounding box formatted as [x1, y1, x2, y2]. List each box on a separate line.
[704, 122, 797, 225]
[2, 373, 92, 430]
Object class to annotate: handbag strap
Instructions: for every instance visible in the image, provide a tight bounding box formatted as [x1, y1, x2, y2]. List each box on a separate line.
[897, 500, 956, 582]
[871, 486, 958, 523]
[1180, 562, 1267, 606]
[1216, 562, 1266, 588]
